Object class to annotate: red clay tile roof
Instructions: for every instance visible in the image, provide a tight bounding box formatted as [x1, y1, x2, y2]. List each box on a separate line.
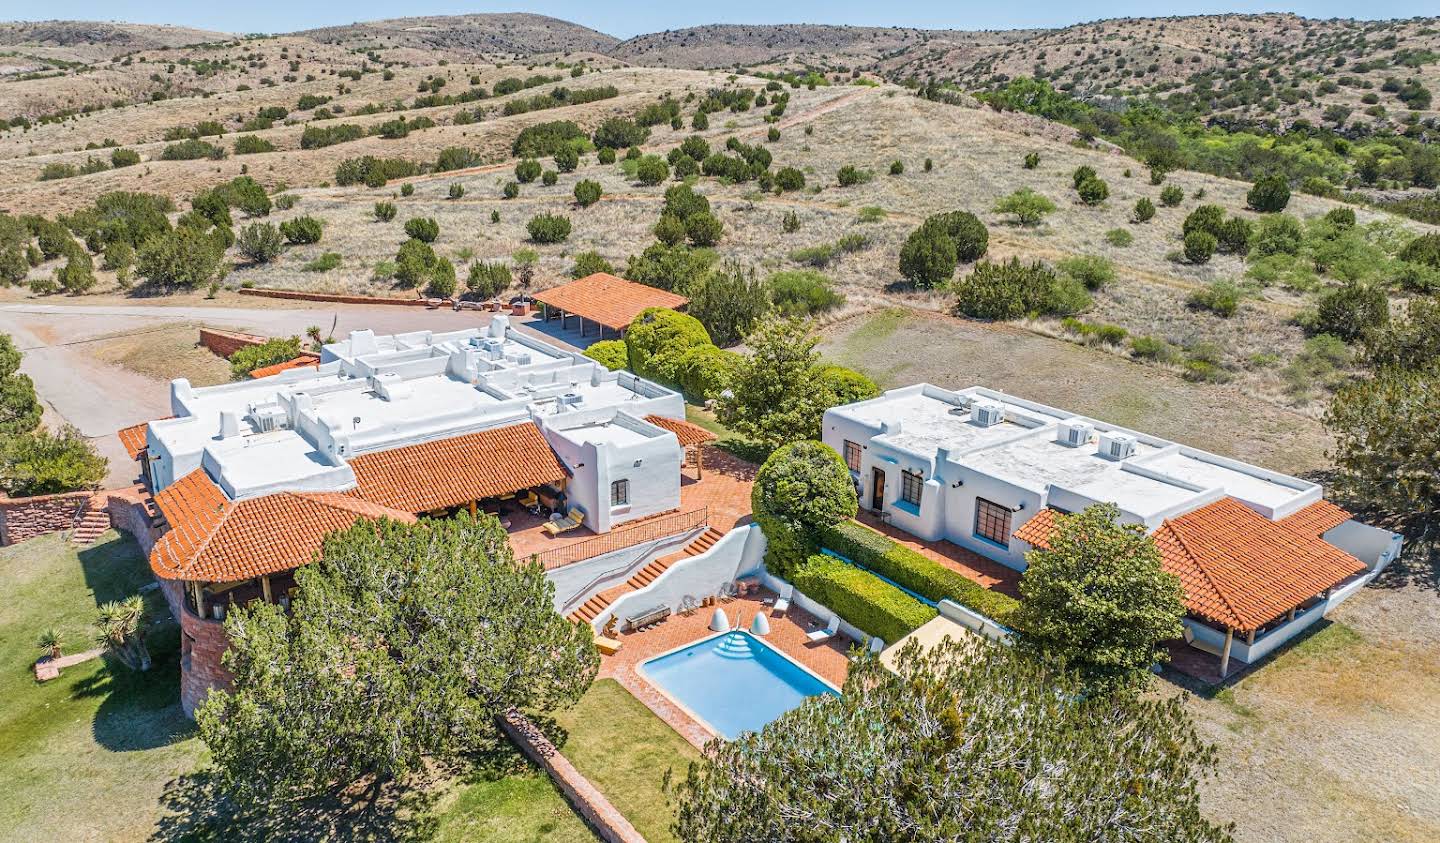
[1278, 499, 1352, 535]
[644, 414, 717, 447]
[349, 422, 567, 514]
[117, 420, 154, 460]
[249, 353, 321, 379]
[532, 272, 688, 331]
[1014, 498, 1366, 632]
[150, 469, 415, 582]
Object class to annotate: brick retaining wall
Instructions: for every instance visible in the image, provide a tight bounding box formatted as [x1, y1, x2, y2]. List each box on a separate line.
[0, 491, 92, 545]
[198, 327, 269, 358]
[238, 288, 434, 307]
[500, 710, 648, 843]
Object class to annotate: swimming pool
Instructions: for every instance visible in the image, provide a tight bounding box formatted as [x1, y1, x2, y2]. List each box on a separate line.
[639, 631, 840, 740]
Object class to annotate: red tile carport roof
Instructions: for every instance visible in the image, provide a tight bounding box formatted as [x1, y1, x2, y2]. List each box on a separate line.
[644, 414, 717, 448]
[249, 353, 321, 379]
[348, 421, 567, 514]
[1278, 499, 1352, 535]
[150, 469, 416, 582]
[1013, 498, 1366, 632]
[531, 272, 689, 331]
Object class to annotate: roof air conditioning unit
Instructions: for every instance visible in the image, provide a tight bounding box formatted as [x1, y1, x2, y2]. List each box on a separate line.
[1057, 418, 1094, 448]
[373, 372, 413, 402]
[559, 392, 583, 407]
[1099, 431, 1137, 461]
[971, 400, 1005, 427]
[248, 403, 288, 433]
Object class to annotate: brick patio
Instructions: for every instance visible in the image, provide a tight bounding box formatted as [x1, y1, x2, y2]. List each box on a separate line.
[854, 510, 1023, 597]
[599, 590, 853, 748]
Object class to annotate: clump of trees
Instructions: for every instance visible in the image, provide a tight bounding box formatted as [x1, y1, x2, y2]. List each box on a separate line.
[952, 259, 1090, 320]
[898, 211, 989, 288]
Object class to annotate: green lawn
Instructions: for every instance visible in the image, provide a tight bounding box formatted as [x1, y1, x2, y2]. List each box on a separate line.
[553, 679, 701, 843]
[0, 534, 695, 843]
[0, 531, 205, 843]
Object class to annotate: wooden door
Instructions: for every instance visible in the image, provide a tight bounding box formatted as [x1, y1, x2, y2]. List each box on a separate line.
[871, 468, 886, 511]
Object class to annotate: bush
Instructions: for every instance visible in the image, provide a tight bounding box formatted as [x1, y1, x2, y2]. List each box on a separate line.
[889, 160, 904, 176]
[401, 183, 415, 197]
[597, 147, 617, 165]
[1183, 230, 1216, 264]
[502, 181, 520, 200]
[1023, 151, 1040, 169]
[57, 256, 95, 294]
[775, 167, 805, 191]
[569, 250, 613, 279]
[110, 148, 141, 168]
[953, 258, 1088, 320]
[512, 120, 588, 158]
[1159, 184, 1184, 207]
[819, 520, 1020, 624]
[279, 216, 323, 245]
[373, 201, 396, 222]
[1312, 282, 1388, 341]
[635, 155, 669, 186]
[1251, 215, 1303, 257]
[1076, 177, 1109, 205]
[514, 159, 541, 183]
[1400, 233, 1440, 268]
[1181, 205, 1225, 238]
[1056, 255, 1115, 291]
[303, 252, 341, 273]
[592, 117, 649, 149]
[426, 258, 457, 298]
[234, 135, 275, 155]
[1186, 280, 1241, 317]
[404, 217, 439, 243]
[752, 441, 858, 577]
[836, 165, 871, 187]
[685, 212, 724, 247]
[791, 555, 935, 643]
[573, 179, 602, 208]
[161, 139, 224, 161]
[448, 183, 465, 200]
[1247, 175, 1291, 212]
[0, 424, 107, 496]
[394, 238, 437, 287]
[237, 222, 283, 263]
[1215, 217, 1252, 255]
[1133, 198, 1156, 222]
[993, 188, 1056, 225]
[686, 262, 768, 346]
[1324, 207, 1357, 229]
[553, 146, 579, 173]
[674, 343, 739, 400]
[625, 242, 717, 293]
[583, 339, 630, 371]
[898, 219, 958, 288]
[769, 270, 843, 316]
[1130, 335, 1176, 362]
[653, 215, 687, 246]
[818, 366, 878, 406]
[136, 226, 225, 288]
[662, 184, 710, 222]
[1072, 166, 1097, 189]
[625, 307, 711, 378]
[229, 336, 302, 380]
[526, 213, 571, 244]
[1105, 228, 1134, 247]
[466, 260, 511, 299]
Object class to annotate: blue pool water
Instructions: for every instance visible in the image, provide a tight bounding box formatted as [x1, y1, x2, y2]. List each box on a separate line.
[639, 631, 840, 739]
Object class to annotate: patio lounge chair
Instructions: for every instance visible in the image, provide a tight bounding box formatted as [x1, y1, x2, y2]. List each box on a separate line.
[542, 507, 585, 535]
[773, 583, 793, 615]
[868, 636, 884, 654]
[806, 615, 840, 643]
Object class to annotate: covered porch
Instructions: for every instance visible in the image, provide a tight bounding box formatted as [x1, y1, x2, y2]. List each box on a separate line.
[532, 272, 690, 341]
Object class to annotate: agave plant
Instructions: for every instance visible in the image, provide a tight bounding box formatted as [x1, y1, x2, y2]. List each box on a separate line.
[35, 628, 63, 661]
[95, 595, 151, 672]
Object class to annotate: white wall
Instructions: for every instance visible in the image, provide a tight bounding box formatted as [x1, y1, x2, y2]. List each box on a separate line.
[595, 524, 767, 630]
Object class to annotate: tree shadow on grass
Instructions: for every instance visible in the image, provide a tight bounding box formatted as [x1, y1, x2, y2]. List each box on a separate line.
[75, 624, 198, 752]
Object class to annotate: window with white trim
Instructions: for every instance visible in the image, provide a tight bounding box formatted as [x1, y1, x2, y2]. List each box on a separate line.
[610, 479, 629, 507]
[975, 498, 1012, 547]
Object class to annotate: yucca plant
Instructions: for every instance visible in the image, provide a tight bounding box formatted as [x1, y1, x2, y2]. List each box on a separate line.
[95, 595, 151, 672]
[36, 628, 63, 661]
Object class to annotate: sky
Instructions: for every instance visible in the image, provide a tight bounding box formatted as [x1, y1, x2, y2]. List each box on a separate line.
[7, 0, 1436, 38]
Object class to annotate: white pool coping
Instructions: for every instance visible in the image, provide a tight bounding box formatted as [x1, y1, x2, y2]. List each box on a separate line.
[635, 629, 842, 740]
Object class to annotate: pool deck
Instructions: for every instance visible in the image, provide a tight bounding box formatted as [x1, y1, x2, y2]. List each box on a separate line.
[598, 590, 854, 748]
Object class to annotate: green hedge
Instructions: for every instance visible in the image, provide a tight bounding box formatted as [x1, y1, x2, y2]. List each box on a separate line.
[791, 555, 935, 644]
[818, 520, 1020, 626]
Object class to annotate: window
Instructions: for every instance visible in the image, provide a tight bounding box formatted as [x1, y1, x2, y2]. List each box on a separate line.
[975, 498, 1012, 548]
[610, 479, 629, 507]
[900, 470, 923, 507]
[843, 440, 862, 471]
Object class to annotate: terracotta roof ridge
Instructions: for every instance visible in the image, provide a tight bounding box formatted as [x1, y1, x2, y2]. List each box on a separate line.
[1164, 509, 1246, 629]
[174, 477, 237, 580]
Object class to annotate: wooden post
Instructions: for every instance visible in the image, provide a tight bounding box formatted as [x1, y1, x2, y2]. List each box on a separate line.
[261, 576, 273, 603]
[696, 446, 704, 479]
[469, 500, 477, 517]
[191, 581, 204, 617]
[1287, 607, 1297, 622]
[1219, 627, 1234, 678]
[1245, 628, 1256, 647]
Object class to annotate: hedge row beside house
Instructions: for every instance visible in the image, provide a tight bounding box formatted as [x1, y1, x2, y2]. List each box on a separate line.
[818, 520, 1020, 626]
[791, 555, 936, 644]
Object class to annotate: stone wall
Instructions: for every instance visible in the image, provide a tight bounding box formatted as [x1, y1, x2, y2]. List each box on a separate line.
[238, 288, 433, 307]
[179, 600, 233, 717]
[198, 327, 268, 359]
[0, 491, 92, 545]
[499, 710, 647, 843]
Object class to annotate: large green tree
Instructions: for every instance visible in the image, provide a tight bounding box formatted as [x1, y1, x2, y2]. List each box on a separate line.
[1014, 503, 1185, 693]
[0, 423, 107, 495]
[0, 333, 41, 435]
[685, 262, 770, 347]
[752, 440, 857, 577]
[197, 514, 597, 807]
[1325, 364, 1440, 525]
[675, 638, 1231, 843]
[715, 317, 832, 451]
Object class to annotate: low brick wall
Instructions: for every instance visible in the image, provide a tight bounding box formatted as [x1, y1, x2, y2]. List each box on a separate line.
[0, 491, 93, 545]
[199, 327, 268, 359]
[238, 288, 434, 307]
[179, 601, 234, 717]
[500, 710, 647, 843]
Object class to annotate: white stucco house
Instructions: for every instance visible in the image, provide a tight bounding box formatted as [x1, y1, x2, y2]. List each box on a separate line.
[822, 384, 1403, 674]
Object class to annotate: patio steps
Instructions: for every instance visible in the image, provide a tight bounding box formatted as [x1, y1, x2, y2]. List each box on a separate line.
[569, 527, 723, 626]
[70, 499, 113, 546]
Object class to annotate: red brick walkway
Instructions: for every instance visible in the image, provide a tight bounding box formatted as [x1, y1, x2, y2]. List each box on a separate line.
[599, 591, 852, 748]
[854, 511, 1022, 597]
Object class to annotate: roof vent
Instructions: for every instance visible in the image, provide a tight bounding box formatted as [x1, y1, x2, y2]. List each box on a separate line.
[218, 411, 243, 439]
[372, 372, 413, 402]
[1099, 431, 1137, 461]
[559, 392, 583, 407]
[971, 400, 1005, 427]
[1057, 418, 1094, 448]
[248, 402, 288, 433]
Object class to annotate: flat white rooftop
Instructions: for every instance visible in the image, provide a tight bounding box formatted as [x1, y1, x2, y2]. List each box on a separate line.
[849, 390, 1038, 456]
[1139, 451, 1301, 510]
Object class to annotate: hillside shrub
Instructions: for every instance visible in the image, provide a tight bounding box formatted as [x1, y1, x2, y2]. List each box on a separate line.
[466, 261, 511, 299]
[394, 238, 437, 287]
[373, 201, 396, 222]
[1159, 184, 1184, 207]
[404, 217, 439, 243]
[685, 212, 724, 247]
[597, 147, 616, 165]
[898, 220, 958, 288]
[1247, 175, 1291, 212]
[448, 183, 465, 200]
[570, 250, 613, 279]
[1400, 233, 1440, 267]
[110, 148, 141, 168]
[502, 181, 520, 200]
[1251, 215, 1303, 257]
[514, 159, 541, 183]
[526, 213, 571, 243]
[512, 120, 588, 157]
[583, 339, 629, 371]
[769, 270, 843, 315]
[1056, 255, 1115, 290]
[233, 135, 275, 155]
[1023, 151, 1040, 169]
[993, 188, 1055, 225]
[553, 146, 579, 173]
[236, 222, 283, 263]
[1076, 176, 1109, 205]
[635, 155, 669, 185]
[819, 520, 1020, 625]
[1186, 280, 1241, 317]
[953, 258, 1088, 320]
[791, 555, 935, 643]
[653, 215, 687, 246]
[279, 216, 323, 245]
[1311, 282, 1389, 341]
[662, 184, 710, 222]
[836, 165, 871, 187]
[1216, 217, 1253, 255]
[1105, 228, 1134, 247]
[775, 167, 805, 191]
[1183, 230, 1216, 264]
[1133, 198, 1156, 222]
[592, 117, 648, 149]
[573, 179, 602, 208]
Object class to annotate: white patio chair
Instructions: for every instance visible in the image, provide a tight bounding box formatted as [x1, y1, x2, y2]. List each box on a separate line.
[773, 583, 794, 615]
[805, 615, 840, 643]
[868, 635, 884, 655]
